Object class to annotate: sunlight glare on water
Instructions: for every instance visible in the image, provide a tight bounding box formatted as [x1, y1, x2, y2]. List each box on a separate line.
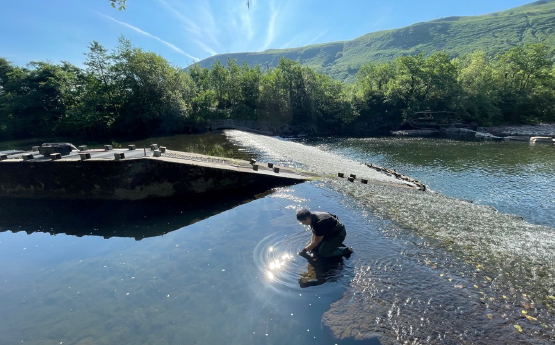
[226, 130, 555, 344]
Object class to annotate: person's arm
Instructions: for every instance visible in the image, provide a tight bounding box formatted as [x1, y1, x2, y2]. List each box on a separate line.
[305, 235, 324, 252]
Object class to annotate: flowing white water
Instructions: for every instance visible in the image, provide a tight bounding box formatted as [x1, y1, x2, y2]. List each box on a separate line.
[226, 130, 555, 344]
[227, 131, 412, 186]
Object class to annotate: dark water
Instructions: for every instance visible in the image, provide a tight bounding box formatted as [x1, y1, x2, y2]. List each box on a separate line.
[0, 184, 374, 345]
[1, 132, 554, 344]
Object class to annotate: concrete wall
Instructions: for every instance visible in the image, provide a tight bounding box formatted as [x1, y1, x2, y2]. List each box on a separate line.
[0, 158, 304, 200]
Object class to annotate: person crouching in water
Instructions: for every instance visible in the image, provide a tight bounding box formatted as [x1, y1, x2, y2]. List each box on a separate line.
[297, 209, 353, 259]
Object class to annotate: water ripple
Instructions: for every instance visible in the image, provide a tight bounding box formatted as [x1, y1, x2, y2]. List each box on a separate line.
[229, 130, 555, 344]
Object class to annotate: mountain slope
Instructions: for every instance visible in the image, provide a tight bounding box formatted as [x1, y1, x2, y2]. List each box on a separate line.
[194, 0, 555, 82]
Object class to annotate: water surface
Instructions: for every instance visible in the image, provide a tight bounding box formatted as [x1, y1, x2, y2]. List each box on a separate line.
[309, 136, 555, 227]
[1, 132, 554, 344]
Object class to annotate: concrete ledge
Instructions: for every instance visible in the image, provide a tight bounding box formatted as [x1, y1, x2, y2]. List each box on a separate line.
[530, 136, 553, 143]
[0, 156, 308, 201]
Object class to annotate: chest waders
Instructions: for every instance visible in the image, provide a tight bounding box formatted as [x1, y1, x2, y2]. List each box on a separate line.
[314, 221, 348, 257]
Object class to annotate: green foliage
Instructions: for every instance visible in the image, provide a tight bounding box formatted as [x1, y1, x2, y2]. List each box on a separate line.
[351, 43, 555, 127]
[196, 0, 555, 82]
[0, 40, 554, 141]
[455, 51, 501, 125]
[493, 43, 555, 123]
[109, 0, 126, 11]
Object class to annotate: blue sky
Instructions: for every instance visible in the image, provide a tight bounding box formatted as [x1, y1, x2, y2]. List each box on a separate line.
[0, 0, 535, 68]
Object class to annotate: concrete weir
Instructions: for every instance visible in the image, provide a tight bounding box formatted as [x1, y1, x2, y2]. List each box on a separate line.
[0, 145, 315, 201]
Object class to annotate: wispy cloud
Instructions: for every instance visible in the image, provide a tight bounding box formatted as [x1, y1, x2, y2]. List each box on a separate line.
[157, 0, 201, 36]
[156, 0, 220, 56]
[228, 0, 255, 42]
[369, 6, 395, 30]
[193, 39, 218, 56]
[99, 13, 199, 61]
[304, 30, 329, 46]
[262, 1, 279, 51]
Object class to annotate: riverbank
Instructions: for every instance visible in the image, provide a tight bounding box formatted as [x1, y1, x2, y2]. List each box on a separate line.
[391, 123, 555, 142]
[480, 123, 555, 137]
[208, 119, 555, 140]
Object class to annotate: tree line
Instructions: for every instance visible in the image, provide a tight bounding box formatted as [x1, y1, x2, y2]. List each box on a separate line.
[1, 37, 554, 141]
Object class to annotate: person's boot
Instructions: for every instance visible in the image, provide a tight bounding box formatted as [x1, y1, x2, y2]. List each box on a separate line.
[342, 247, 354, 259]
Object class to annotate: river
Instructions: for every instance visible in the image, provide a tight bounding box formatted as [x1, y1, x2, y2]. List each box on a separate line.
[0, 131, 553, 344]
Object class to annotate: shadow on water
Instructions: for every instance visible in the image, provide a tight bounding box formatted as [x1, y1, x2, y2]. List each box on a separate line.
[298, 253, 346, 288]
[0, 189, 274, 240]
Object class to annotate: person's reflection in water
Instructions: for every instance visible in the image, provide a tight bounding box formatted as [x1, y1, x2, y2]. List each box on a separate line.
[295, 209, 354, 288]
[298, 252, 344, 288]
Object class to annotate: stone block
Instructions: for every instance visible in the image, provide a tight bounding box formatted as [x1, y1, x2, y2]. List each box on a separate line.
[39, 143, 74, 156]
[114, 152, 125, 160]
[51, 153, 62, 160]
[79, 153, 91, 161]
[153, 150, 162, 157]
[22, 154, 34, 161]
[78, 145, 88, 151]
[150, 144, 159, 150]
[39, 146, 56, 156]
[252, 164, 259, 171]
[268, 163, 274, 168]
[128, 144, 136, 150]
[338, 172, 344, 178]
[160, 146, 166, 153]
[104, 145, 113, 151]
[273, 167, 280, 173]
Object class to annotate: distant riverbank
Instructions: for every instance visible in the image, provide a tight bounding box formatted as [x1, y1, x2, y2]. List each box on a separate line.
[480, 123, 555, 137]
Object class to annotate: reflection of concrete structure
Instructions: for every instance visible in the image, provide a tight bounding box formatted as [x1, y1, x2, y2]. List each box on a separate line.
[0, 192, 269, 240]
[0, 145, 315, 200]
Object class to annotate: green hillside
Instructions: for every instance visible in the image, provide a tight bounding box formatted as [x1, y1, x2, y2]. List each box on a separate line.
[195, 0, 555, 82]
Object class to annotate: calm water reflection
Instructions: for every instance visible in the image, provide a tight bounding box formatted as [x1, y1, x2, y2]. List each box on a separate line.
[0, 183, 378, 345]
[0, 192, 274, 240]
[2, 132, 555, 344]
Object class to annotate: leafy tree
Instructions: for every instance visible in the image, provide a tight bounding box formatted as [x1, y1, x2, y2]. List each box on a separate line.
[226, 58, 241, 108]
[238, 62, 261, 113]
[355, 62, 395, 94]
[1, 61, 83, 138]
[210, 60, 229, 109]
[258, 68, 291, 125]
[109, 0, 126, 10]
[2, 39, 555, 141]
[229, 62, 261, 120]
[386, 54, 427, 116]
[186, 63, 216, 119]
[494, 43, 555, 123]
[111, 38, 193, 136]
[58, 41, 121, 136]
[420, 52, 459, 111]
[455, 51, 500, 125]
[0, 58, 15, 138]
[276, 58, 313, 125]
[312, 73, 354, 131]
